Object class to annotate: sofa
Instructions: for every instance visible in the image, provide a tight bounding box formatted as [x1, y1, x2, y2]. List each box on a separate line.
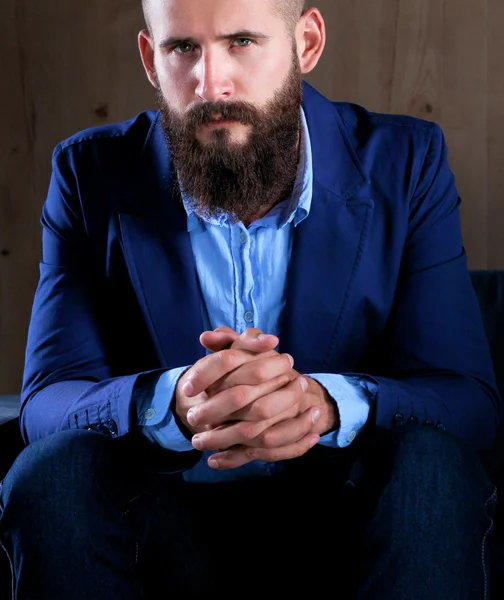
[1, 270, 503, 595]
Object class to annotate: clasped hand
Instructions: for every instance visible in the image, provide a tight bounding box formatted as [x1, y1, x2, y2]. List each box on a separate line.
[174, 327, 339, 470]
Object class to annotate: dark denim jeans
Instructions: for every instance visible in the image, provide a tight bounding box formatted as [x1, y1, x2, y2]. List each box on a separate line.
[0, 424, 498, 598]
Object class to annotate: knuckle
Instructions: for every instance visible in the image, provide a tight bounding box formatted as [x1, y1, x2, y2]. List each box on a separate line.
[238, 421, 257, 441]
[260, 431, 277, 448]
[228, 385, 248, 410]
[277, 374, 291, 388]
[253, 402, 272, 421]
[187, 364, 201, 382]
[219, 349, 239, 371]
[245, 447, 259, 461]
[250, 363, 268, 382]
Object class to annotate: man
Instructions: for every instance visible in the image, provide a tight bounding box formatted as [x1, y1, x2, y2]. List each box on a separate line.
[0, 0, 501, 597]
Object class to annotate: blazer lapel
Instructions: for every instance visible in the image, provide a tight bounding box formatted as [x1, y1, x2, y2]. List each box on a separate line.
[116, 88, 374, 374]
[118, 115, 205, 369]
[279, 84, 374, 373]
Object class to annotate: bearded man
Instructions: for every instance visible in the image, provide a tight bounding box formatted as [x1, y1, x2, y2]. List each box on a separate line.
[0, 1, 500, 598]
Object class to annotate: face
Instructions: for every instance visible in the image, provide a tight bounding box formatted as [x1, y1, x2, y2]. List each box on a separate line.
[146, 0, 297, 141]
[139, 0, 325, 221]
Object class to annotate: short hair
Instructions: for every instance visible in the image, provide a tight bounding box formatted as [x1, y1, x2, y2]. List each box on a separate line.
[142, 1, 306, 37]
[272, 0, 307, 34]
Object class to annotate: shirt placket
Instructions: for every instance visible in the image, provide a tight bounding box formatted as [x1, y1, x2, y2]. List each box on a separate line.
[233, 224, 257, 332]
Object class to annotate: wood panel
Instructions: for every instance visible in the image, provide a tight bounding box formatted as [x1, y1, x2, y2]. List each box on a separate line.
[307, 0, 491, 269]
[487, 0, 504, 269]
[0, 0, 152, 393]
[1, 0, 504, 392]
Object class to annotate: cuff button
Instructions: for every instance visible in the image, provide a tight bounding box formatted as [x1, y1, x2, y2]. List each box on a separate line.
[394, 413, 404, 426]
[145, 408, 156, 421]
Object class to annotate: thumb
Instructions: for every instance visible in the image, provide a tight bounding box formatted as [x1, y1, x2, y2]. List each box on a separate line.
[230, 328, 279, 353]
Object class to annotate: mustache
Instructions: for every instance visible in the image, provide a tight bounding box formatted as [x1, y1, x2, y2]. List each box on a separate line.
[184, 101, 259, 127]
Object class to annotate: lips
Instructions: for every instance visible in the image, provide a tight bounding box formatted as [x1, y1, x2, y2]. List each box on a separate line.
[207, 113, 237, 124]
[204, 117, 238, 128]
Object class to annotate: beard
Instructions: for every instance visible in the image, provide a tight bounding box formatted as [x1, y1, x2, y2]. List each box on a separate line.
[156, 51, 303, 223]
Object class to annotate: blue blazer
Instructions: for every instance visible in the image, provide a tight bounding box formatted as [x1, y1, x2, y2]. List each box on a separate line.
[22, 82, 501, 456]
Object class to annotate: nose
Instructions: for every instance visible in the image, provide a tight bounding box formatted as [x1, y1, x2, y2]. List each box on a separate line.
[194, 50, 234, 102]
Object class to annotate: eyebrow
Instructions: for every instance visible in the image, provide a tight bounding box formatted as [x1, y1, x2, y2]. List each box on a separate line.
[159, 30, 271, 50]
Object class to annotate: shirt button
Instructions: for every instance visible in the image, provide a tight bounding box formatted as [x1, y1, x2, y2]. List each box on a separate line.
[244, 311, 254, 324]
[145, 408, 156, 421]
[348, 431, 357, 443]
[240, 232, 247, 244]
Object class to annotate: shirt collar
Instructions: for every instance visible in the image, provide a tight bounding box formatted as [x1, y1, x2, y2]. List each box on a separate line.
[182, 107, 313, 232]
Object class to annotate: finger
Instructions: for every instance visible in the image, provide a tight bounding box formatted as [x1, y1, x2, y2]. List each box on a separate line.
[197, 403, 318, 452]
[188, 372, 293, 428]
[230, 376, 307, 422]
[200, 329, 279, 354]
[208, 432, 321, 470]
[206, 352, 294, 398]
[232, 329, 279, 352]
[193, 392, 306, 450]
[191, 418, 270, 452]
[182, 349, 261, 398]
[214, 326, 239, 335]
[254, 406, 321, 449]
[200, 330, 239, 353]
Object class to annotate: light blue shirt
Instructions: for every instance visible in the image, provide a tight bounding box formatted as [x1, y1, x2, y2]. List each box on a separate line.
[138, 109, 376, 482]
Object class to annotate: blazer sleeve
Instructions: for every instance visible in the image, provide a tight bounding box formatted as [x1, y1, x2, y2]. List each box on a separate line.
[368, 124, 501, 453]
[20, 144, 199, 471]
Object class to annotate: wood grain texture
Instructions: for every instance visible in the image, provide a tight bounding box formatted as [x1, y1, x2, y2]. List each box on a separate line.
[1, 0, 503, 392]
[307, 0, 501, 271]
[0, 0, 153, 392]
[487, 0, 504, 269]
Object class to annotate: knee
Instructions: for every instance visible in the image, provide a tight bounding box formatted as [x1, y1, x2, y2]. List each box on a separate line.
[393, 425, 493, 497]
[1, 429, 113, 510]
[398, 425, 472, 465]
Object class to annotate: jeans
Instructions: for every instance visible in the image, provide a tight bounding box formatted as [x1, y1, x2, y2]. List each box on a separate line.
[0, 423, 498, 598]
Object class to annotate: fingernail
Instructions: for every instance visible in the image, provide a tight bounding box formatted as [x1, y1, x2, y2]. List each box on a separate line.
[192, 435, 203, 450]
[183, 380, 195, 396]
[312, 409, 321, 425]
[286, 354, 294, 367]
[300, 377, 309, 392]
[310, 437, 319, 448]
[187, 408, 198, 426]
[208, 457, 219, 469]
[257, 334, 266, 340]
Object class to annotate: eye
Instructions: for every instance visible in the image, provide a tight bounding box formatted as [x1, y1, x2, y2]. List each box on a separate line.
[233, 38, 253, 48]
[173, 42, 195, 54]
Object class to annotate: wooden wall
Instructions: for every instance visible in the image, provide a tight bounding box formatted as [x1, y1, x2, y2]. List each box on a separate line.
[0, 0, 503, 393]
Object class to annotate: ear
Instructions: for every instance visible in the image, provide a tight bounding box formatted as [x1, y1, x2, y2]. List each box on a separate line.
[138, 29, 157, 88]
[295, 8, 326, 75]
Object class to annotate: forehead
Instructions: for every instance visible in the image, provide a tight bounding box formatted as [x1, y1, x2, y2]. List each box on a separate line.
[147, 0, 284, 39]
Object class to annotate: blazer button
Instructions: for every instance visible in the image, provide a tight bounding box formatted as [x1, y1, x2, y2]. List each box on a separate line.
[394, 413, 404, 426]
[408, 416, 418, 425]
[436, 423, 446, 432]
[424, 419, 434, 427]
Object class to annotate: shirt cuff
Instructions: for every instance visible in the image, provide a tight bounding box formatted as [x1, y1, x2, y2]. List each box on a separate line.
[136, 366, 195, 452]
[307, 374, 377, 448]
